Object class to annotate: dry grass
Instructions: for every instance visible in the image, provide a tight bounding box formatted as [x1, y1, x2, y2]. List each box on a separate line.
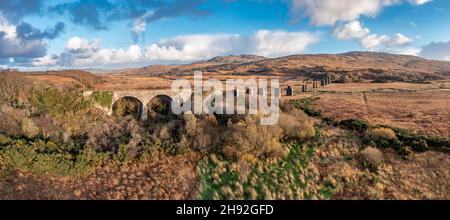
[360, 147, 384, 164]
[0, 152, 202, 200]
[370, 128, 397, 141]
[315, 127, 450, 200]
[25, 75, 82, 90]
[314, 90, 450, 136]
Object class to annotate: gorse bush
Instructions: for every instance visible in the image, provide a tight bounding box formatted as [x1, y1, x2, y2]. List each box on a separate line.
[339, 119, 369, 132]
[398, 146, 414, 160]
[321, 116, 336, 126]
[0, 139, 108, 177]
[29, 88, 92, 115]
[367, 127, 402, 149]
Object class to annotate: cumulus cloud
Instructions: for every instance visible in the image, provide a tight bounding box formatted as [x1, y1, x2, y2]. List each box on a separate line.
[420, 41, 450, 61]
[0, 15, 60, 59]
[289, 0, 431, 26]
[33, 30, 320, 68]
[333, 19, 414, 53]
[0, 1, 65, 61]
[33, 36, 144, 67]
[333, 20, 370, 40]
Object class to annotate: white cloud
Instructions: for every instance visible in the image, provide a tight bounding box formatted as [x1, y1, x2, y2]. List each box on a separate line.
[66, 36, 101, 52]
[333, 20, 370, 40]
[145, 34, 243, 61]
[408, 0, 431, 5]
[252, 30, 319, 57]
[360, 33, 412, 50]
[360, 34, 389, 49]
[387, 33, 412, 45]
[289, 0, 431, 26]
[384, 46, 422, 56]
[0, 14, 46, 59]
[33, 30, 320, 68]
[146, 30, 319, 61]
[289, 0, 396, 26]
[0, 15, 16, 39]
[333, 20, 413, 52]
[133, 11, 154, 37]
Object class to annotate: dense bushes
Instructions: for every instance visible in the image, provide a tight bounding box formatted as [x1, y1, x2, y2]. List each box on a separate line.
[0, 139, 108, 177]
[222, 115, 285, 161]
[290, 98, 321, 117]
[112, 97, 142, 120]
[91, 91, 113, 108]
[339, 119, 369, 132]
[367, 127, 402, 150]
[0, 72, 30, 108]
[335, 120, 448, 158]
[29, 88, 92, 115]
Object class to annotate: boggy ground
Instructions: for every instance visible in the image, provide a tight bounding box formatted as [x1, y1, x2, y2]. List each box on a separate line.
[311, 84, 450, 137]
[1, 126, 448, 200]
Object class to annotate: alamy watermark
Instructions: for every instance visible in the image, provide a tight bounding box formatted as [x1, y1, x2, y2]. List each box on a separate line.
[170, 70, 281, 125]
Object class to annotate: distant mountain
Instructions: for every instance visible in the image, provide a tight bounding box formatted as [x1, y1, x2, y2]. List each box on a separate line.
[114, 52, 450, 82]
[204, 55, 267, 64]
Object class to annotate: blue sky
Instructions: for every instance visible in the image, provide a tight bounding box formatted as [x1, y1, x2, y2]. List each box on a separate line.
[0, 0, 449, 69]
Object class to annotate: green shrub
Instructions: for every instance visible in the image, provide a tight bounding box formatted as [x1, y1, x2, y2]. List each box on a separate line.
[411, 139, 428, 152]
[114, 144, 129, 162]
[367, 127, 402, 149]
[321, 117, 336, 126]
[398, 146, 414, 160]
[339, 119, 369, 132]
[91, 91, 113, 108]
[388, 127, 429, 152]
[0, 139, 108, 177]
[290, 98, 321, 117]
[29, 88, 92, 115]
[425, 136, 450, 151]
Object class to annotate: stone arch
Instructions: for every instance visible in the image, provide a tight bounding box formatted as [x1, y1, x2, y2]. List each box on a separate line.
[112, 96, 144, 120]
[146, 94, 176, 121]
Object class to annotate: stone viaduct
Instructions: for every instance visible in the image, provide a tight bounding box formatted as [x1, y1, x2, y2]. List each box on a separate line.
[84, 89, 179, 121]
[84, 75, 332, 120]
